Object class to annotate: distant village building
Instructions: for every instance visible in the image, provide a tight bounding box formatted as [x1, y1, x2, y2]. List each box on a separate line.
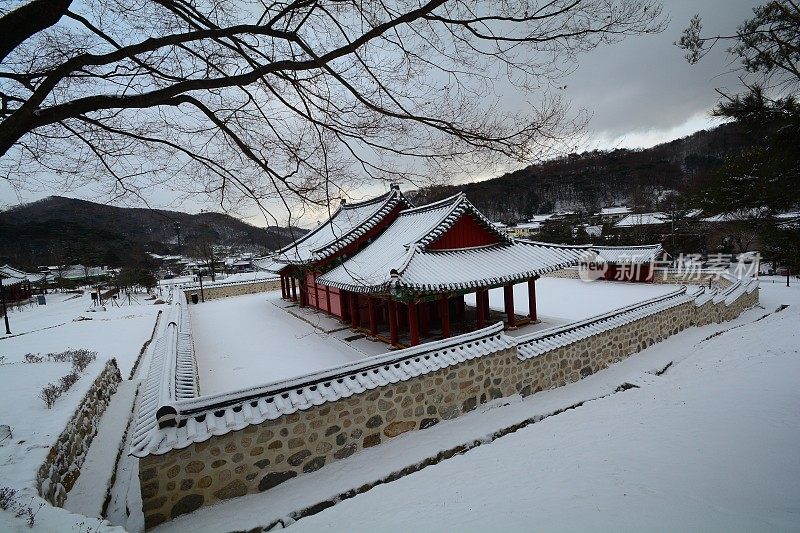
[583, 245, 664, 282]
[273, 187, 585, 346]
[597, 206, 632, 223]
[614, 212, 670, 229]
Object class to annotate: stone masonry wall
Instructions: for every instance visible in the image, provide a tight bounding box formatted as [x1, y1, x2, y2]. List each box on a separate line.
[183, 279, 281, 302]
[140, 287, 759, 528]
[38, 359, 122, 506]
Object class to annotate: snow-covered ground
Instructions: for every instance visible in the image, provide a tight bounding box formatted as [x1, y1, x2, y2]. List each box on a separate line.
[0, 293, 161, 532]
[155, 282, 800, 532]
[465, 277, 682, 321]
[190, 292, 368, 395]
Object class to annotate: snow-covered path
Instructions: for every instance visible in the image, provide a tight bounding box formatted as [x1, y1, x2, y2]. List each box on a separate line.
[190, 292, 368, 395]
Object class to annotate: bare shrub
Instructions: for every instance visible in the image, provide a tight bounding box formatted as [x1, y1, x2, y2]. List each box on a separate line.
[23, 354, 43, 363]
[58, 372, 79, 391]
[0, 486, 17, 509]
[39, 384, 60, 409]
[69, 350, 96, 373]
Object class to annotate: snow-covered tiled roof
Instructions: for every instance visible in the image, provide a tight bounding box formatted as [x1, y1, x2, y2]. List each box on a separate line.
[614, 212, 670, 227]
[516, 287, 701, 360]
[588, 244, 663, 264]
[0, 264, 46, 284]
[317, 194, 585, 294]
[598, 206, 632, 216]
[131, 322, 515, 457]
[131, 302, 198, 456]
[252, 257, 282, 273]
[275, 187, 412, 265]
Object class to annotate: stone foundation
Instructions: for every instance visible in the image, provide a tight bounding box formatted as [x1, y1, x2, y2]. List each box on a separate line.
[140, 286, 759, 528]
[37, 359, 122, 506]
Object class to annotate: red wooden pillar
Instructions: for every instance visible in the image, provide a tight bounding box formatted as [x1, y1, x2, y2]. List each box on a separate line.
[280, 275, 286, 299]
[350, 293, 360, 328]
[341, 291, 350, 322]
[290, 276, 297, 302]
[408, 302, 420, 346]
[504, 283, 516, 327]
[368, 297, 378, 336]
[420, 301, 430, 337]
[483, 289, 490, 322]
[325, 285, 332, 314]
[298, 282, 306, 308]
[476, 289, 486, 329]
[456, 294, 465, 318]
[313, 274, 320, 309]
[388, 299, 399, 345]
[440, 295, 451, 338]
[527, 278, 537, 321]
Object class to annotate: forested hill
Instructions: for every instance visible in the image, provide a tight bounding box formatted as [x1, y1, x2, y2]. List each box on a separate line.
[410, 122, 754, 221]
[0, 196, 303, 268]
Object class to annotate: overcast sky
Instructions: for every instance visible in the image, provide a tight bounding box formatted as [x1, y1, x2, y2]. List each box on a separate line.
[0, 0, 761, 225]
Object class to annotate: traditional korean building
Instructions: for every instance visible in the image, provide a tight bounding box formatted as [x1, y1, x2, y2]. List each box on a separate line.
[274, 188, 585, 346]
[586, 245, 664, 282]
[0, 264, 46, 302]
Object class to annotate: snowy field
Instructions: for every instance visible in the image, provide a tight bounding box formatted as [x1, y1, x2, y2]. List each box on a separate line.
[156, 282, 800, 532]
[191, 292, 367, 395]
[465, 277, 682, 321]
[0, 292, 162, 532]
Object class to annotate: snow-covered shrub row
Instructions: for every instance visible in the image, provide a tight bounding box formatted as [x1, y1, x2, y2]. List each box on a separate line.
[37, 350, 99, 409]
[22, 349, 97, 368]
[37, 359, 121, 507]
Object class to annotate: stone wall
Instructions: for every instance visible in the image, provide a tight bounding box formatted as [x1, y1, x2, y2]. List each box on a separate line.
[139, 286, 759, 528]
[183, 279, 281, 302]
[38, 359, 122, 506]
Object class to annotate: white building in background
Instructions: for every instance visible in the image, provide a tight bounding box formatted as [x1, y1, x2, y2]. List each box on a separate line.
[614, 212, 670, 229]
[597, 206, 632, 223]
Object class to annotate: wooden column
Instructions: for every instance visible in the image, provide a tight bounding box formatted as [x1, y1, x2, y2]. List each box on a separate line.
[313, 274, 320, 309]
[420, 301, 430, 337]
[408, 302, 420, 346]
[504, 283, 516, 327]
[280, 275, 287, 299]
[325, 285, 332, 314]
[350, 293, 360, 328]
[476, 289, 486, 328]
[388, 300, 399, 345]
[290, 276, 297, 302]
[440, 295, 451, 338]
[483, 289, 490, 322]
[527, 278, 537, 321]
[368, 297, 378, 336]
[298, 282, 306, 308]
[341, 291, 350, 322]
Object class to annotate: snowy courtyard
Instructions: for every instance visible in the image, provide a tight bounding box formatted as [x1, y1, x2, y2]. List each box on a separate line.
[189, 278, 683, 395]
